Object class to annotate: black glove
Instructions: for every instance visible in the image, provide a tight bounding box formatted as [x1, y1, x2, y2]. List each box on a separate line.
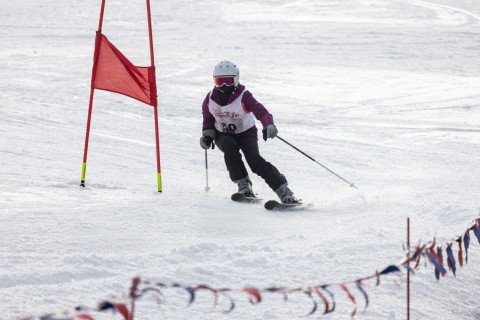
[200, 129, 216, 149]
[200, 136, 215, 149]
[262, 124, 278, 141]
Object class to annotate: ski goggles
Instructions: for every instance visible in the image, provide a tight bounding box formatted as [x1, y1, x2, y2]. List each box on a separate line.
[214, 76, 235, 87]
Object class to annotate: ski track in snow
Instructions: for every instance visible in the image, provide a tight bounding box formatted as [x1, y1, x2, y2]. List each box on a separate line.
[1, 0, 479, 319]
[409, 0, 480, 25]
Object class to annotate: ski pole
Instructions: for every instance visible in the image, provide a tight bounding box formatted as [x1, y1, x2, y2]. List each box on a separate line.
[276, 135, 358, 189]
[204, 149, 210, 192]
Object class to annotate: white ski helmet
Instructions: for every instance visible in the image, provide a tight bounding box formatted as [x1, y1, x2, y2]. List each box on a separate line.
[213, 60, 239, 87]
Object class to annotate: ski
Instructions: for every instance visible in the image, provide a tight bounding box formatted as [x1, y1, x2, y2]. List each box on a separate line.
[231, 192, 263, 204]
[232, 193, 307, 211]
[264, 200, 304, 211]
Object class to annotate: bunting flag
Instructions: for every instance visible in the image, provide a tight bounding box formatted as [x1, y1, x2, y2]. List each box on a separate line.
[355, 280, 369, 311]
[320, 286, 336, 314]
[433, 247, 444, 279]
[138, 287, 163, 304]
[339, 283, 357, 318]
[302, 290, 318, 316]
[194, 284, 219, 306]
[375, 270, 381, 286]
[445, 243, 457, 276]
[456, 237, 464, 266]
[217, 289, 236, 314]
[37, 314, 94, 320]
[308, 286, 330, 315]
[97, 302, 130, 320]
[463, 231, 470, 263]
[379, 265, 401, 275]
[242, 288, 262, 304]
[412, 245, 425, 270]
[424, 243, 446, 280]
[473, 224, 480, 245]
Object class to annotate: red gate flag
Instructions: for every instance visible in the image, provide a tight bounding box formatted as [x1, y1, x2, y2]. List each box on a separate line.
[91, 31, 157, 106]
[81, 0, 162, 193]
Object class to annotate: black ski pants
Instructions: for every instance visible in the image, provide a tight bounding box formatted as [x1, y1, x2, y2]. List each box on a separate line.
[215, 133, 287, 190]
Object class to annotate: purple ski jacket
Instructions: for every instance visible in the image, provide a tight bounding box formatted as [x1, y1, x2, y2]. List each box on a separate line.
[202, 84, 274, 136]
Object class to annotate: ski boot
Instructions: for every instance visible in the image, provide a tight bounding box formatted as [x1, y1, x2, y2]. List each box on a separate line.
[274, 183, 300, 204]
[235, 176, 256, 198]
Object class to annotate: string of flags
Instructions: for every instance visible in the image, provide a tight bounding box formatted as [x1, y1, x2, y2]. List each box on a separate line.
[15, 216, 480, 320]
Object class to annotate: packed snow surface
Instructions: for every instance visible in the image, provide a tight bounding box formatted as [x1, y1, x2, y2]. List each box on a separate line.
[1, 0, 479, 319]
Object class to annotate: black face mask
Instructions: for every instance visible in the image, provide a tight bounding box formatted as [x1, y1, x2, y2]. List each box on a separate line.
[216, 85, 235, 94]
[216, 85, 235, 106]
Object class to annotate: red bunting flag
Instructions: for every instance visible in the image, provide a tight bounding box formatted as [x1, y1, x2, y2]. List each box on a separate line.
[195, 284, 219, 306]
[242, 288, 262, 304]
[456, 238, 464, 266]
[309, 286, 330, 315]
[339, 283, 357, 318]
[75, 315, 95, 320]
[112, 303, 130, 320]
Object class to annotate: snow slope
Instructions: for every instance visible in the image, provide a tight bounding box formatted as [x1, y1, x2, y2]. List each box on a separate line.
[0, 0, 479, 318]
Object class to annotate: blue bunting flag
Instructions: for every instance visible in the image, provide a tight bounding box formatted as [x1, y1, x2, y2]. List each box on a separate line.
[445, 244, 457, 276]
[380, 265, 401, 275]
[355, 280, 369, 311]
[463, 231, 470, 264]
[473, 224, 480, 245]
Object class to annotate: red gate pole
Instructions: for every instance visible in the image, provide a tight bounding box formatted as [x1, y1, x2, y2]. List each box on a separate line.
[146, 0, 162, 192]
[407, 217, 411, 320]
[153, 98, 162, 192]
[80, 0, 107, 187]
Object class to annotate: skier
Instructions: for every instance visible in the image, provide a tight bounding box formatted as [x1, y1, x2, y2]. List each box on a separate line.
[200, 60, 299, 204]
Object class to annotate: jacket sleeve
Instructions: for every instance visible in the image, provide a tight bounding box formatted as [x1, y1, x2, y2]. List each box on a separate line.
[242, 91, 274, 127]
[202, 93, 216, 130]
